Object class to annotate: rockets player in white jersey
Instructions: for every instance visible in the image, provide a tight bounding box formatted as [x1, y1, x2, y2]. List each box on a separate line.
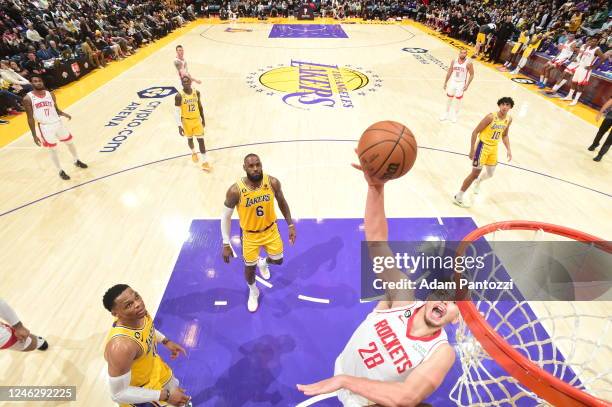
[174, 45, 201, 84]
[297, 156, 459, 407]
[562, 36, 605, 106]
[441, 49, 474, 123]
[538, 33, 576, 89]
[548, 42, 586, 95]
[23, 75, 87, 180]
[0, 298, 48, 352]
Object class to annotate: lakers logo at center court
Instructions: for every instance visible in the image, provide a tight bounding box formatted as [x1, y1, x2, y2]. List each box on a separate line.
[247, 60, 381, 110]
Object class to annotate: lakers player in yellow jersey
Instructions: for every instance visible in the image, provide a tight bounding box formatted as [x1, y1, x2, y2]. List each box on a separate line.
[174, 76, 210, 172]
[504, 30, 529, 70]
[103, 284, 191, 406]
[454, 97, 514, 207]
[510, 30, 548, 75]
[221, 154, 296, 312]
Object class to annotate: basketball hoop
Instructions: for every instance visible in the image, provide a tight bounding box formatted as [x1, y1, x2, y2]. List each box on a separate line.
[450, 221, 612, 407]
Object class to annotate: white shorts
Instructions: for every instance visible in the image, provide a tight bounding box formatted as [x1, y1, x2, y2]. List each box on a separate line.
[36, 121, 72, 148]
[446, 80, 466, 99]
[564, 62, 579, 75]
[0, 322, 30, 351]
[551, 57, 569, 68]
[334, 354, 374, 406]
[572, 66, 592, 86]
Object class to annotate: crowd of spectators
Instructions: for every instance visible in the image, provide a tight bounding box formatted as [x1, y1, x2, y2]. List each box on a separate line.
[0, 0, 197, 123]
[418, 0, 611, 64]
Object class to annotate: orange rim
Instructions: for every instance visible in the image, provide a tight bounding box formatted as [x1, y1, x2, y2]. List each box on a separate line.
[456, 220, 611, 407]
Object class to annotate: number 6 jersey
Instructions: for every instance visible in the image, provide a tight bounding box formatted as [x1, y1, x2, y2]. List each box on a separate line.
[334, 301, 448, 405]
[236, 174, 277, 233]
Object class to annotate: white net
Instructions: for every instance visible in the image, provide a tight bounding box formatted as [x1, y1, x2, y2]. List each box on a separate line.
[449, 226, 612, 407]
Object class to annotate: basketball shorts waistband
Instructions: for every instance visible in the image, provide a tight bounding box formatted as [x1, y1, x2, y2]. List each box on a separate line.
[246, 221, 276, 234]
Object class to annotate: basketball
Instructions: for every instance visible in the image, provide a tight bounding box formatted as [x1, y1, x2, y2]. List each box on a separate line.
[357, 121, 417, 181]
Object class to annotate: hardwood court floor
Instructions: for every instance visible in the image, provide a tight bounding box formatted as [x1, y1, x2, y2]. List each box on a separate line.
[0, 20, 609, 406]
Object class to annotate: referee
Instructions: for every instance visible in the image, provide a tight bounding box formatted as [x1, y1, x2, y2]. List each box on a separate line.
[589, 95, 612, 162]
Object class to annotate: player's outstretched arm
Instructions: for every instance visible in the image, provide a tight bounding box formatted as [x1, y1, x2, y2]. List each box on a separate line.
[465, 61, 475, 90]
[196, 90, 205, 127]
[51, 93, 70, 120]
[353, 159, 414, 309]
[221, 184, 239, 263]
[23, 95, 40, 146]
[174, 93, 184, 136]
[297, 344, 455, 407]
[444, 60, 454, 89]
[270, 176, 296, 244]
[502, 117, 513, 162]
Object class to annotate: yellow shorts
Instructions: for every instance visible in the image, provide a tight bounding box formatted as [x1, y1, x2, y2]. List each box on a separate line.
[181, 118, 204, 137]
[522, 46, 536, 59]
[511, 42, 525, 54]
[476, 33, 486, 44]
[242, 223, 283, 265]
[472, 141, 498, 168]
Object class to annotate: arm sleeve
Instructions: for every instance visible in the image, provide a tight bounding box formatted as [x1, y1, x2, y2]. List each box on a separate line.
[155, 329, 166, 343]
[221, 205, 233, 245]
[0, 299, 20, 326]
[174, 106, 182, 126]
[108, 371, 162, 404]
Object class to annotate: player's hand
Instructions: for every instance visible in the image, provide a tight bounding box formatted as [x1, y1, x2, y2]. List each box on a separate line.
[297, 375, 347, 396]
[178, 126, 184, 137]
[464, 84, 469, 91]
[443, 82, 447, 90]
[469, 149, 475, 160]
[222, 244, 233, 263]
[63, 113, 72, 121]
[164, 340, 187, 360]
[596, 112, 603, 122]
[194, 79, 202, 84]
[352, 149, 386, 187]
[507, 151, 512, 162]
[167, 387, 190, 406]
[32, 135, 41, 146]
[288, 224, 296, 244]
[13, 323, 30, 341]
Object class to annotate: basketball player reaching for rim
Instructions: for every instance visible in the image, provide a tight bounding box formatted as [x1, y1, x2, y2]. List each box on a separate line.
[103, 284, 191, 407]
[454, 97, 514, 208]
[23, 75, 88, 180]
[174, 45, 201, 84]
[0, 298, 48, 352]
[441, 49, 474, 123]
[221, 154, 296, 312]
[297, 156, 459, 407]
[175, 76, 211, 171]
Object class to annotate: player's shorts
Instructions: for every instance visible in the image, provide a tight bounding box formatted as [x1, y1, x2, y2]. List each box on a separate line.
[522, 45, 536, 59]
[181, 118, 205, 137]
[36, 120, 72, 148]
[511, 42, 525, 54]
[564, 62, 579, 74]
[120, 375, 177, 407]
[572, 66, 592, 86]
[241, 222, 283, 266]
[472, 141, 498, 168]
[0, 323, 18, 350]
[334, 355, 374, 406]
[446, 80, 466, 99]
[476, 33, 486, 44]
[551, 57, 569, 68]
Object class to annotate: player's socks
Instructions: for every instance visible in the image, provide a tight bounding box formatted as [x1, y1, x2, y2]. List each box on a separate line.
[552, 79, 567, 92]
[36, 336, 48, 351]
[74, 160, 88, 168]
[473, 178, 481, 194]
[539, 75, 545, 83]
[48, 148, 61, 171]
[562, 89, 575, 101]
[59, 170, 70, 180]
[257, 257, 271, 280]
[247, 283, 259, 312]
[569, 92, 581, 106]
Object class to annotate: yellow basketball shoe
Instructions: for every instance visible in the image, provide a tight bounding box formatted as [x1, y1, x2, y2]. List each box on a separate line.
[191, 152, 199, 163]
[201, 161, 212, 172]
